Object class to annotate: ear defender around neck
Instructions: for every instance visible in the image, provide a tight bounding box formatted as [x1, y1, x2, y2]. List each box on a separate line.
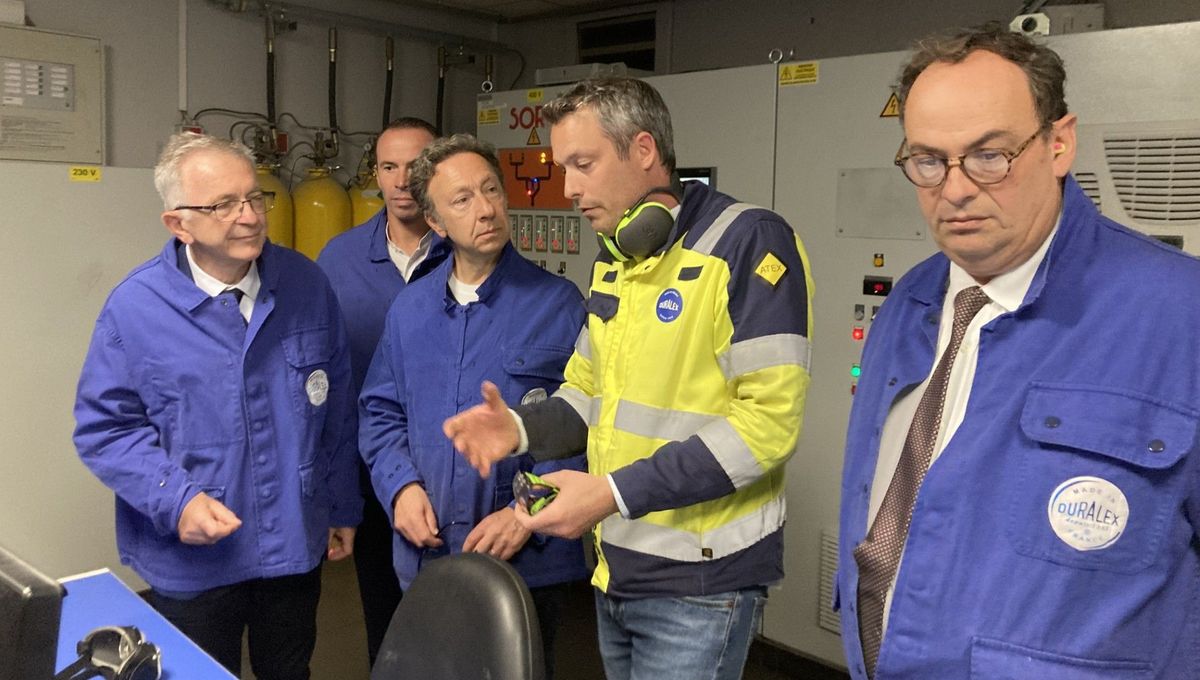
[598, 179, 683, 262]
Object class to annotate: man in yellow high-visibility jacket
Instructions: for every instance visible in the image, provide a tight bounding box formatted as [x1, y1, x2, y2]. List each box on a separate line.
[444, 77, 813, 680]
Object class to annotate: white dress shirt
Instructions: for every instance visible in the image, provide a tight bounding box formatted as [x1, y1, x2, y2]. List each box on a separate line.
[387, 228, 434, 282]
[868, 217, 1060, 632]
[185, 244, 260, 323]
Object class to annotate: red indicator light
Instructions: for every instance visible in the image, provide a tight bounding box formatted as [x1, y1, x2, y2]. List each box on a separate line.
[852, 326, 865, 340]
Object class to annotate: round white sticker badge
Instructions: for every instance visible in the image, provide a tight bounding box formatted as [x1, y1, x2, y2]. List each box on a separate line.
[1047, 476, 1129, 551]
[305, 369, 329, 406]
[521, 387, 548, 405]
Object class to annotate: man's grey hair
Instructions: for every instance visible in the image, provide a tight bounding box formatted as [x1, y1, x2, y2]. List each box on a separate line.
[541, 77, 676, 173]
[896, 22, 1068, 130]
[153, 132, 255, 210]
[407, 133, 504, 221]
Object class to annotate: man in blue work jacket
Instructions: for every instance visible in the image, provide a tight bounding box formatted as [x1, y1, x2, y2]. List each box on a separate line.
[838, 24, 1200, 679]
[317, 116, 449, 665]
[74, 132, 361, 680]
[359, 133, 588, 679]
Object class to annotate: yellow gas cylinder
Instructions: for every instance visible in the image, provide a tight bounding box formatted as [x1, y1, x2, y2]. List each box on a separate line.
[292, 165, 352, 260]
[256, 165, 294, 249]
[349, 172, 384, 226]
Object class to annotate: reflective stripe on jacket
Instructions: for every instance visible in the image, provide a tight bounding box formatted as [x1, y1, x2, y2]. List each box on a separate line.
[563, 180, 814, 597]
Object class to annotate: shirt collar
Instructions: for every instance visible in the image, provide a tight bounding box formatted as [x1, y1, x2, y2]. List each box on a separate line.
[441, 243, 516, 309]
[947, 212, 1061, 314]
[387, 228, 433, 259]
[386, 230, 434, 259]
[185, 243, 261, 301]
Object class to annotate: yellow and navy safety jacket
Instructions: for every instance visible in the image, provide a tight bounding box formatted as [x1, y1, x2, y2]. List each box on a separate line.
[521, 180, 813, 598]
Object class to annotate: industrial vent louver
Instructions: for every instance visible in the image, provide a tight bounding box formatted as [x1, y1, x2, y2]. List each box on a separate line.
[1103, 133, 1200, 224]
[1075, 172, 1101, 212]
[817, 529, 841, 635]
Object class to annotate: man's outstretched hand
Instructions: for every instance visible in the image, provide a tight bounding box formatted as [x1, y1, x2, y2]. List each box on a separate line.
[443, 381, 520, 478]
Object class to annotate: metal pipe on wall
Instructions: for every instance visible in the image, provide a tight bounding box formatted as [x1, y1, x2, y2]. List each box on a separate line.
[327, 27, 339, 157]
[436, 45, 446, 134]
[383, 37, 394, 128]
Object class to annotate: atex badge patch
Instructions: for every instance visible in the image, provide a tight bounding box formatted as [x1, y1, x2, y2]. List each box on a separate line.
[755, 252, 787, 286]
[306, 369, 329, 406]
[1047, 476, 1129, 551]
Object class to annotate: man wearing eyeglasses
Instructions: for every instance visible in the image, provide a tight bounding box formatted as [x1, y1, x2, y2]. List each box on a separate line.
[73, 132, 361, 680]
[836, 24, 1200, 680]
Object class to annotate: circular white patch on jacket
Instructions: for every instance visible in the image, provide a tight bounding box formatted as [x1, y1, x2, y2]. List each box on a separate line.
[306, 369, 329, 406]
[1047, 476, 1128, 551]
[521, 387, 548, 405]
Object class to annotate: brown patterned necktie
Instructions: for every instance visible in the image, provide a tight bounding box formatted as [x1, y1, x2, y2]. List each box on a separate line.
[853, 285, 990, 677]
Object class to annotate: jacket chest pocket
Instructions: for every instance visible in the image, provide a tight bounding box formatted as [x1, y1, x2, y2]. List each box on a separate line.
[281, 327, 333, 420]
[502, 346, 572, 404]
[1005, 382, 1196, 573]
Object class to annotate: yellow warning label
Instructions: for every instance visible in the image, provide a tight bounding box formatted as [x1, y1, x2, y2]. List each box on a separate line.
[527, 127, 542, 145]
[879, 93, 900, 118]
[754, 252, 787, 286]
[527, 89, 544, 103]
[69, 166, 102, 182]
[477, 107, 500, 125]
[779, 61, 819, 87]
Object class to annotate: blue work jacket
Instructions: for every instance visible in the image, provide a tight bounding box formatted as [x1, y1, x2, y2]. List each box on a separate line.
[837, 176, 1200, 679]
[359, 244, 589, 590]
[74, 239, 361, 592]
[317, 209, 450, 395]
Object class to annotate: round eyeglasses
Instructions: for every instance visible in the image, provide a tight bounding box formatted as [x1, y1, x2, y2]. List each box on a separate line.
[895, 127, 1047, 188]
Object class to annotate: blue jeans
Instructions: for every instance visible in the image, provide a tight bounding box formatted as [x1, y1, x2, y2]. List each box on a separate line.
[595, 587, 767, 680]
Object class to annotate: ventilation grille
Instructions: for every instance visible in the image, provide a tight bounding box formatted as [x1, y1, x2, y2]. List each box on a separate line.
[817, 529, 841, 635]
[1075, 171, 1101, 212]
[1103, 134, 1200, 224]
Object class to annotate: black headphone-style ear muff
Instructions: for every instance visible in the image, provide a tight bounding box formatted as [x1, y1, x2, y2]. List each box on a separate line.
[55, 625, 162, 680]
[598, 177, 684, 262]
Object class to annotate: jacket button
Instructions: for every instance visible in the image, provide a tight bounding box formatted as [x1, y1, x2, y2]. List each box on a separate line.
[887, 378, 897, 386]
[1148, 439, 1165, 453]
[1044, 416, 1061, 428]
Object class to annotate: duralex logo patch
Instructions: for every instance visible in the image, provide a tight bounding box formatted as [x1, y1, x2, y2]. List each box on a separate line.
[1047, 476, 1128, 551]
[656, 288, 683, 322]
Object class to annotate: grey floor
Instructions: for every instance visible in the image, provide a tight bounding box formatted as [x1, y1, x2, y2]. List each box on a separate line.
[241, 556, 819, 679]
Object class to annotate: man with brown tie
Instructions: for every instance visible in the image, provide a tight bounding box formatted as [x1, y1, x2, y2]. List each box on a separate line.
[837, 23, 1200, 679]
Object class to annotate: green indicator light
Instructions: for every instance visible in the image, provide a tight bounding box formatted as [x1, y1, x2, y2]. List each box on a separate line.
[850, 364, 862, 378]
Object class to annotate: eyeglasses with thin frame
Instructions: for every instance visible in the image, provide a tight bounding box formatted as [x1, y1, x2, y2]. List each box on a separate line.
[895, 126, 1049, 188]
[174, 191, 275, 221]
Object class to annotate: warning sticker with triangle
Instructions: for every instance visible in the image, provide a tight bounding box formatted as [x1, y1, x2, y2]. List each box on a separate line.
[527, 127, 541, 145]
[879, 93, 900, 118]
[778, 61, 818, 87]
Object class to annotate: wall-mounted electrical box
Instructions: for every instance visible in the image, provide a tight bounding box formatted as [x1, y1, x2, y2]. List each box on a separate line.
[0, 24, 104, 163]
